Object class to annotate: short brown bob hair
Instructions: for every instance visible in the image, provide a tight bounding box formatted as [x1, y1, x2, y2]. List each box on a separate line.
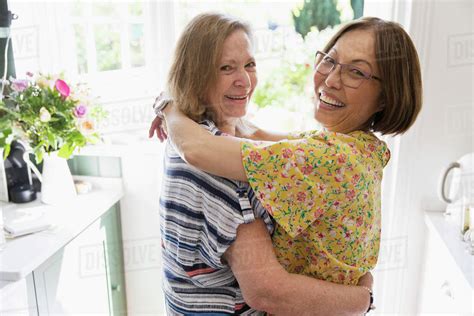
[321, 17, 423, 135]
[167, 13, 252, 123]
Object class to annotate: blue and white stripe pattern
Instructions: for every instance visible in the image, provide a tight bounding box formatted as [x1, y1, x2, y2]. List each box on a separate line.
[159, 120, 274, 315]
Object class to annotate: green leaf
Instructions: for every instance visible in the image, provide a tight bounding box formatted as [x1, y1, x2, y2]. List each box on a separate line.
[2, 143, 10, 159]
[35, 150, 43, 164]
[58, 142, 75, 159]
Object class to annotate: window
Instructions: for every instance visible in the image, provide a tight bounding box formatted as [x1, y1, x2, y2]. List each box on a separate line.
[10, 0, 362, 133]
[70, 2, 147, 74]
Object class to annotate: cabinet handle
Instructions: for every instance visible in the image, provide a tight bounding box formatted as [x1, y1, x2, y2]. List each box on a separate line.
[111, 284, 121, 292]
[440, 281, 454, 299]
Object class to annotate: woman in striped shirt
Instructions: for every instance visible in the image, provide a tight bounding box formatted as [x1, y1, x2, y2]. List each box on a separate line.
[152, 13, 374, 315]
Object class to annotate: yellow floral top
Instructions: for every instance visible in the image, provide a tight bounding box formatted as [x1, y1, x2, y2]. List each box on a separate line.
[241, 130, 390, 285]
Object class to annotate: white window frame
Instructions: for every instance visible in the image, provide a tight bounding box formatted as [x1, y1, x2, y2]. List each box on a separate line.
[61, 2, 165, 104]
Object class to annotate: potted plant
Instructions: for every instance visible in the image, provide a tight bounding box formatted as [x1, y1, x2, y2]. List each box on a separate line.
[0, 72, 106, 204]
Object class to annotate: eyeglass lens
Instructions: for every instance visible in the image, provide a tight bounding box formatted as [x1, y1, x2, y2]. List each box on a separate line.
[315, 53, 371, 88]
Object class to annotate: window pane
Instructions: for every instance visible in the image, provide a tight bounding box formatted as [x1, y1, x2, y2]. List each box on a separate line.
[70, 0, 85, 17]
[129, 2, 143, 16]
[93, 3, 118, 17]
[94, 24, 122, 71]
[129, 23, 145, 67]
[73, 24, 88, 74]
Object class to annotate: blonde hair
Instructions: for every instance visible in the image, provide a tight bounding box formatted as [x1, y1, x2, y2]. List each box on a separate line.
[167, 13, 252, 125]
[321, 17, 423, 135]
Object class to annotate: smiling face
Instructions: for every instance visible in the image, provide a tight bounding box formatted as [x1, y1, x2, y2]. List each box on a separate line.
[206, 29, 257, 124]
[314, 29, 384, 134]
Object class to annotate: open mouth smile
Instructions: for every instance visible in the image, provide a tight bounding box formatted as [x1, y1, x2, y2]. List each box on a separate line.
[225, 94, 248, 100]
[319, 91, 346, 108]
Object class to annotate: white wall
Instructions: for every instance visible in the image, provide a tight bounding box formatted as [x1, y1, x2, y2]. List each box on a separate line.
[118, 138, 167, 315]
[372, 0, 473, 314]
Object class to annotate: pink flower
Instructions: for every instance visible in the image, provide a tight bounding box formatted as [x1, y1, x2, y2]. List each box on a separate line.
[337, 153, 347, 164]
[317, 183, 326, 194]
[301, 164, 313, 175]
[314, 208, 324, 218]
[344, 231, 352, 240]
[249, 150, 262, 162]
[351, 174, 361, 185]
[335, 174, 344, 182]
[334, 168, 345, 182]
[363, 192, 369, 200]
[55, 79, 70, 98]
[265, 182, 275, 191]
[346, 189, 356, 201]
[11, 79, 28, 92]
[282, 148, 293, 158]
[73, 104, 87, 118]
[295, 148, 305, 156]
[297, 191, 306, 202]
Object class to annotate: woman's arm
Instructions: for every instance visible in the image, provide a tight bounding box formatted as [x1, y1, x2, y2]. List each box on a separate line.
[163, 105, 252, 181]
[242, 120, 291, 142]
[224, 220, 371, 315]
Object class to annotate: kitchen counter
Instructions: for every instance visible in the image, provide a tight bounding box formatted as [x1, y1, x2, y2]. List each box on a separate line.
[424, 211, 474, 289]
[0, 176, 123, 282]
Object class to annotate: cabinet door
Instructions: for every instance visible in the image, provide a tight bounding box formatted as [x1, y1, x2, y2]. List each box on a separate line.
[0, 275, 38, 316]
[34, 217, 110, 315]
[101, 204, 127, 315]
[418, 229, 473, 315]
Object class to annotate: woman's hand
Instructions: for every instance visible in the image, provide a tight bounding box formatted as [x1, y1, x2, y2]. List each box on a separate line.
[357, 272, 374, 314]
[357, 272, 374, 290]
[148, 115, 167, 142]
[148, 93, 170, 142]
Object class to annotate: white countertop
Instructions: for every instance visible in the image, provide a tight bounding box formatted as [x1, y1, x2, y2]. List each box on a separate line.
[0, 176, 124, 282]
[424, 211, 474, 288]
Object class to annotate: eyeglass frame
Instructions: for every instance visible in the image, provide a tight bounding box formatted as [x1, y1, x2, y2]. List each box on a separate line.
[314, 50, 382, 88]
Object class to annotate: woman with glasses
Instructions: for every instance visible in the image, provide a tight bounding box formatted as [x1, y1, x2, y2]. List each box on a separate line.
[154, 13, 376, 315]
[152, 16, 422, 312]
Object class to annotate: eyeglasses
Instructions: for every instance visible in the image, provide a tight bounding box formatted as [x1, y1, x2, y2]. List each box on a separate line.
[314, 51, 382, 89]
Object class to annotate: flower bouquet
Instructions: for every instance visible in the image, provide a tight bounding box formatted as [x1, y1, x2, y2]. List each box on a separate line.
[0, 73, 106, 204]
[0, 72, 106, 163]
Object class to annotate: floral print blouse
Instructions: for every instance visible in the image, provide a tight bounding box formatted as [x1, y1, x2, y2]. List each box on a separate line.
[241, 130, 390, 285]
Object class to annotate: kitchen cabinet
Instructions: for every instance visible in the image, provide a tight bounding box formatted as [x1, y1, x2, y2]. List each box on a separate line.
[33, 204, 126, 315]
[418, 211, 473, 315]
[0, 177, 127, 315]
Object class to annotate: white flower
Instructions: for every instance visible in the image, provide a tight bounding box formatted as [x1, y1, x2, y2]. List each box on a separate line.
[36, 76, 51, 89]
[78, 119, 95, 135]
[39, 107, 51, 122]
